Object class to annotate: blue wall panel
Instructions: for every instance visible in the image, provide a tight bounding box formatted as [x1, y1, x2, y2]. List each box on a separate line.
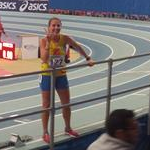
[50, 0, 150, 15]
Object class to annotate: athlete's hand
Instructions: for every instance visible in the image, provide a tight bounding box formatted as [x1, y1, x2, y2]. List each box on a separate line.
[44, 28, 51, 41]
[87, 59, 95, 66]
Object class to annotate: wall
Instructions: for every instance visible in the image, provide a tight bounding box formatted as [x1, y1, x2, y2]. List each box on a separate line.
[50, 0, 150, 15]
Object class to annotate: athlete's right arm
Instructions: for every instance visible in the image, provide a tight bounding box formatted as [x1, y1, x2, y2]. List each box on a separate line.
[40, 38, 49, 63]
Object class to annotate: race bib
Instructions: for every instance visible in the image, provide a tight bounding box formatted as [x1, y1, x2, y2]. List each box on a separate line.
[50, 55, 65, 68]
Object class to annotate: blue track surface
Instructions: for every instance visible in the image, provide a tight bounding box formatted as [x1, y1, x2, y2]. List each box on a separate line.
[0, 11, 150, 147]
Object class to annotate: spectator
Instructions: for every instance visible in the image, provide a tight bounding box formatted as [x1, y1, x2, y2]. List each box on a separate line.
[87, 109, 139, 150]
[0, 19, 5, 41]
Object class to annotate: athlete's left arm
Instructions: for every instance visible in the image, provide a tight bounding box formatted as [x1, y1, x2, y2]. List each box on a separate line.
[64, 35, 95, 66]
[65, 35, 92, 61]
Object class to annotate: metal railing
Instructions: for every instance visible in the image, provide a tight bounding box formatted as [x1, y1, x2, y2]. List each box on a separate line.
[0, 52, 150, 150]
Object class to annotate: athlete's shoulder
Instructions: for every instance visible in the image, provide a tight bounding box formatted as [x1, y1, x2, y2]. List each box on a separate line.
[61, 33, 69, 38]
[60, 34, 67, 39]
[60, 34, 70, 42]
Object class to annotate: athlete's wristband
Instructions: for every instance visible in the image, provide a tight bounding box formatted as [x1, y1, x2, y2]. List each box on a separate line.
[86, 56, 91, 61]
[41, 63, 49, 70]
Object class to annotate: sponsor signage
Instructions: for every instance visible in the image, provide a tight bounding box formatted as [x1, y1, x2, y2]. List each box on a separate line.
[0, 0, 49, 13]
[0, 41, 15, 60]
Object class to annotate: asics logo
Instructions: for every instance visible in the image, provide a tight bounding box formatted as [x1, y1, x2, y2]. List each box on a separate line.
[19, 0, 47, 12]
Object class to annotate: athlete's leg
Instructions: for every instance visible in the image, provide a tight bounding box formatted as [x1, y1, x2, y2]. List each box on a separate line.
[55, 75, 71, 130]
[56, 75, 79, 137]
[39, 75, 51, 135]
[57, 88, 79, 137]
[41, 91, 50, 134]
[57, 88, 71, 130]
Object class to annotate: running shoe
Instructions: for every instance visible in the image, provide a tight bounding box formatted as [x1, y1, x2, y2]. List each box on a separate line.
[65, 129, 79, 137]
[42, 133, 50, 143]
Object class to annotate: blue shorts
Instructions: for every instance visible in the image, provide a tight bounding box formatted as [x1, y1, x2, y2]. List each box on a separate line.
[39, 75, 69, 91]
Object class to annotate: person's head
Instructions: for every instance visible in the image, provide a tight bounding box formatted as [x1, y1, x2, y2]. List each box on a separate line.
[48, 17, 62, 35]
[106, 109, 139, 144]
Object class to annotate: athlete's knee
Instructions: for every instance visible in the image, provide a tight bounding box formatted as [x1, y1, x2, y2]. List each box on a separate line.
[63, 106, 71, 112]
[42, 101, 50, 108]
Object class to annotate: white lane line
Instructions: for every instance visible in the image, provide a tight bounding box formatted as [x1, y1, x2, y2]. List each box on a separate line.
[0, 85, 38, 95]
[0, 15, 149, 115]
[0, 94, 40, 104]
[0, 75, 37, 83]
[0, 79, 38, 88]
[2, 11, 149, 29]
[9, 114, 19, 117]
[0, 104, 41, 116]
[71, 57, 150, 89]
[6, 22, 134, 66]
[0, 59, 150, 115]
[64, 20, 150, 43]
[0, 87, 148, 132]
[0, 19, 149, 134]
[0, 59, 149, 115]
[0, 31, 136, 94]
[132, 93, 148, 96]
[14, 119, 30, 124]
[67, 31, 136, 79]
[0, 12, 149, 142]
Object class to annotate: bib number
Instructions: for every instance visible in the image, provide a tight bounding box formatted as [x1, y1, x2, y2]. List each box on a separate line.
[50, 55, 65, 68]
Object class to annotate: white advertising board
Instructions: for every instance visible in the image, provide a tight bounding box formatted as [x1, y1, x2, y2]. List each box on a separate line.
[21, 35, 39, 59]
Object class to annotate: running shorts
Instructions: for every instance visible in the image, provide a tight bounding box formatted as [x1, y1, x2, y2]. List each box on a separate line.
[39, 75, 69, 91]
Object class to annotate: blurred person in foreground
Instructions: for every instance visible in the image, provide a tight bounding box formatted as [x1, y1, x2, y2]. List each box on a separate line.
[87, 109, 139, 150]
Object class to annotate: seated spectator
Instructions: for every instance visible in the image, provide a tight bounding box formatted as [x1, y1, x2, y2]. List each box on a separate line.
[87, 109, 139, 150]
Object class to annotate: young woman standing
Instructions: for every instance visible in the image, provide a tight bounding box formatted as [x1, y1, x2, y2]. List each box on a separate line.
[40, 17, 94, 143]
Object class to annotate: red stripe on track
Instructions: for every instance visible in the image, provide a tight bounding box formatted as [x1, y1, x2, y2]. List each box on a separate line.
[0, 68, 13, 77]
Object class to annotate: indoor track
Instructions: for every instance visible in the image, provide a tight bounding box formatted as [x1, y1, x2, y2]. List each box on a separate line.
[0, 11, 150, 147]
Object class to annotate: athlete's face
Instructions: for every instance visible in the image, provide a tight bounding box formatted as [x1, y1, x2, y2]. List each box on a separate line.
[48, 19, 62, 35]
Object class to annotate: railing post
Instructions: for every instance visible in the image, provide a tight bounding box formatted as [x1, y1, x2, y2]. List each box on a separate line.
[49, 68, 56, 150]
[105, 58, 113, 121]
